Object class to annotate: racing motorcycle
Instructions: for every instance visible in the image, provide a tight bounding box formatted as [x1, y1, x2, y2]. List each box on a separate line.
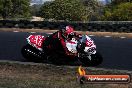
[21, 34, 103, 66]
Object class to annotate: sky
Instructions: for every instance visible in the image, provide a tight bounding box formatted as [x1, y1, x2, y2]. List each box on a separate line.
[30, 0, 53, 5]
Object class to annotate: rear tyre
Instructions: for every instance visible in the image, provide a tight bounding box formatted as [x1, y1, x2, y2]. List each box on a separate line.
[21, 44, 46, 62]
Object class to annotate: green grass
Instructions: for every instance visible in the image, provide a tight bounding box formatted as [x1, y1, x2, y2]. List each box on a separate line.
[0, 61, 131, 88]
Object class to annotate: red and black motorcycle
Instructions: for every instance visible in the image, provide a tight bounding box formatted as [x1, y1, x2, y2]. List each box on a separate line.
[21, 34, 103, 66]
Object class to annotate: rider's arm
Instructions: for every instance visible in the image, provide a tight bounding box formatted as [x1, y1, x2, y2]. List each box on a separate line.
[75, 32, 82, 38]
[59, 32, 77, 56]
[58, 32, 69, 55]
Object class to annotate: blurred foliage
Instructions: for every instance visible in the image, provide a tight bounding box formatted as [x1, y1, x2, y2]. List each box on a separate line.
[39, 0, 99, 21]
[111, 0, 132, 5]
[100, 2, 132, 21]
[0, 0, 31, 20]
[30, 4, 42, 16]
[0, 0, 13, 19]
[39, 1, 53, 20]
[81, 0, 101, 21]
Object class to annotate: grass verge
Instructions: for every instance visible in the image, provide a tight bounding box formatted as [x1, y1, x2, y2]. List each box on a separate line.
[0, 61, 131, 88]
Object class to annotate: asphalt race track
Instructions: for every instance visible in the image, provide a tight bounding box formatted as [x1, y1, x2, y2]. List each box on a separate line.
[0, 31, 132, 71]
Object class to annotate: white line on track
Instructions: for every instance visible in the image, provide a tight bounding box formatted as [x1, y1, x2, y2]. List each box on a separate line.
[120, 37, 126, 39]
[30, 32, 36, 33]
[13, 31, 19, 32]
[47, 33, 53, 34]
[104, 36, 111, 38]
[88, 35, 95, 36]
[11, 31, 128, 39]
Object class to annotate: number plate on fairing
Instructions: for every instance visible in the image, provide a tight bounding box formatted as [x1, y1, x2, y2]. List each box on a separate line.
[84, 36, 96, 54]
[27, 35, 45, 51]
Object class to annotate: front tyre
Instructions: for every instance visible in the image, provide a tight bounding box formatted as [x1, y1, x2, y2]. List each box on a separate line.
[80, 52, 103, 66]
[90, 52, 103, 66]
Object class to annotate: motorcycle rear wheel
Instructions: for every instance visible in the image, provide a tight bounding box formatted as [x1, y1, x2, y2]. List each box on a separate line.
[21, 44, 46, 62]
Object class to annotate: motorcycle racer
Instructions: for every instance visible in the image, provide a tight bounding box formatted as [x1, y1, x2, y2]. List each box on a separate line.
[22, 25, 103, 66]
[42, 25, 82, 58]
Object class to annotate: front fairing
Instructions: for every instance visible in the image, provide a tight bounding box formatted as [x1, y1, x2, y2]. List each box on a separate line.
[27, 35, 45, 51]
[79, 35, 96, 54]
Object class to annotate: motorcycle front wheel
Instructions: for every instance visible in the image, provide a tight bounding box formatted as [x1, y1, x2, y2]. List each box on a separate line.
[80, 52, 103, 66]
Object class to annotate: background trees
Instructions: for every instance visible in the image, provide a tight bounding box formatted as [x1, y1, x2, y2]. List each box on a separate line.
[111, 0, 131, 5]
[0, 0, 13, 19]
[101, 0, 132, 21]
[11, 0, 31, 19]
[0, 0, 131, 21]
[39, 0, 99, 21]
[0, 0, 30, 19]
[30, 4, 41, 16]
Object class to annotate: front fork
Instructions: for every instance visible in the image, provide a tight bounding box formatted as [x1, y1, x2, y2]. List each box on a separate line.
[87, 54, 92, 60]
[78, 53, 92, 61]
